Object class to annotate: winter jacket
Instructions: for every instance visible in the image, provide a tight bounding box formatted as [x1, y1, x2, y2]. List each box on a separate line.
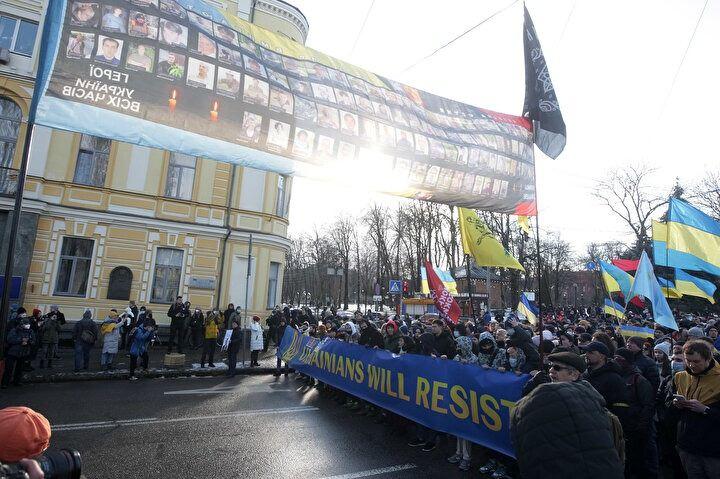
[433, 330, 456, 359]
[671, 359, 720, 457]
[477, 332, 499, 366]
[492, 348, 527, 373]
[167, 302, 189, 323]
[383, 332, 402, 354]
[130, 326, 154, 356]
[250, 321, 264, 351]
[511, 381, 624, 479]
[277, 323, 288, 348]
[507, 326, 541, 373]
[359, 324, 384, 349]
[454, 336, 478, 365]
[617, 365, 654, 436]
[6, 326, 36, 358]
[583, 360, 628, 417]
[101, 318, 122, 354]
[204, 314, 220, 339]
[73, 317, 99, 345]
[632, 350, 660, 393]
[39, 317, 61, 344]
[189, 311, 204, 330]
[227, 327, 243, 353]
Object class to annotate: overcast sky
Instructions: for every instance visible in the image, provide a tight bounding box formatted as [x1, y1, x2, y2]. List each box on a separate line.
[286, 0, 717, 254]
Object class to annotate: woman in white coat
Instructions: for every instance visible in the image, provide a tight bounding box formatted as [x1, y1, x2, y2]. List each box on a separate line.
[249, 315, 264, 367]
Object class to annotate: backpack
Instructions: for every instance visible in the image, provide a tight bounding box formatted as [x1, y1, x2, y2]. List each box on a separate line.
[605, 409, 626, 465]
[81, 328, 96, 344]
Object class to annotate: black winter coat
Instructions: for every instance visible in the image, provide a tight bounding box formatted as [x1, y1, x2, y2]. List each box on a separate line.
[433, 331, 456, 359]
[507, 326, 541, 373]
[617, 366, 654, 436]
[583, 360, 628, 416]
[632, 350, 660, 393]
[511, 381, 624, 479]
[167, 303, 189, 322]
[359, 325, 384, 349]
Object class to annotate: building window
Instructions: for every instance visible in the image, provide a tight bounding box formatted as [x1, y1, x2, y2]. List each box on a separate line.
[165, 152, 196, 200]
[267, 261, 280, 308]
[151, 248, 184, 303]
[73, 134, 110, 187]
[0, 97, 21, 169]
[54, 237, 94, 296]
[275, 175, 286, 216]
[0, 16, 38, 56]
[107, 266, 133, 300]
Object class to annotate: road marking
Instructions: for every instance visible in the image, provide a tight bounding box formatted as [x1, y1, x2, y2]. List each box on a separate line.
[318, 464, 417, 479]
[164, 383, 295, 395]
[52, 406, 318, 431]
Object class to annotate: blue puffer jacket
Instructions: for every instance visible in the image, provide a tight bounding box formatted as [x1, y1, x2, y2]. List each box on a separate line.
[129, 326, 154, 356]
[6, 326, 36, 358]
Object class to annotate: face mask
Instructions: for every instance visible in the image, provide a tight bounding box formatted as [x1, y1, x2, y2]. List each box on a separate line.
[509, 358, 518, 367]
[672, 361, 685, 373]
[19, 313, 27, 318]
[453, 330, 460, 338]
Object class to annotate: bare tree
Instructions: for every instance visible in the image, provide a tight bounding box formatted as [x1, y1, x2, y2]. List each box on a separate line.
[693, 171, 720, 220]
[594, 165, 668, 255]
[329, 215, 356, 310]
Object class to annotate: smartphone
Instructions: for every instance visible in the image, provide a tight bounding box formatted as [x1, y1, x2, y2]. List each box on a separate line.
[673, 394, 686, 401]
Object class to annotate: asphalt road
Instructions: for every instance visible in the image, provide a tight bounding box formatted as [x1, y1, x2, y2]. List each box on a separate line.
[0, 375, 496, 479]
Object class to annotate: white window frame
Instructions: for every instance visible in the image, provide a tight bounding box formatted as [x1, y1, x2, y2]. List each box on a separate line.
[275, 175, 286, 217]
[73, 134, 110, 187]
[52, 236, 95, 297]
[164, 152, 197, 200]
[0, 15, 38, 56]
[149, 247, 185, 304]
[266, 261, 280, 309]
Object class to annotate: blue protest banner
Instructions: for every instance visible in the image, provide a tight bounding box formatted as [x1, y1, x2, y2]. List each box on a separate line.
[278, 328, 528, 457]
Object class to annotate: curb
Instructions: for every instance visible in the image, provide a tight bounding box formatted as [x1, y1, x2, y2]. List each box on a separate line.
[23, 366, 279, 383]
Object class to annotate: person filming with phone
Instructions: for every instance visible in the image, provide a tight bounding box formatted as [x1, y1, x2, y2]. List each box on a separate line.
[669, 339, 720, 478]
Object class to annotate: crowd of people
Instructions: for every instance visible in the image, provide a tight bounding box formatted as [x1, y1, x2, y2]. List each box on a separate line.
[270, 304, 720, 479]
[1, 296, 269, 385]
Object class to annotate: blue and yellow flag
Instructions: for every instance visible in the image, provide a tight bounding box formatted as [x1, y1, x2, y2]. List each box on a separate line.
[675, 269, 716, 304]
[603, 298, 625, 319]
[619, 325, 655, 339]
[627, 251, 678, 331]
[666, 199, 720, 277]
[420, 267, 458, 296]
[517, 293, 539, 325]
[599, 260, 633, 300]
[657, 277, 683, 299]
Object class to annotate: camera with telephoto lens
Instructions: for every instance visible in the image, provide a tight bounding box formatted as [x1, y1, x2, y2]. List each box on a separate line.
[0, 449, 82, 479]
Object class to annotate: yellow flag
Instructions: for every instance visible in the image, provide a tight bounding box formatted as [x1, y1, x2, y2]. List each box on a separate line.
[459, 207, 524, 271]
[517, 215, 531, 236]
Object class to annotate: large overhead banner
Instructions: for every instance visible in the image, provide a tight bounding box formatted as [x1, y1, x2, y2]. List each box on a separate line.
[34, 0, 537, 214]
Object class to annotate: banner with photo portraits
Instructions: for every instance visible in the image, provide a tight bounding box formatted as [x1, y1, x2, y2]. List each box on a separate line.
[33, 0, 537, 215]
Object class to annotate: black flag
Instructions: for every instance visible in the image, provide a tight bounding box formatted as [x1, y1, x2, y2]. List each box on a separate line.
[523, 6, 566, 159]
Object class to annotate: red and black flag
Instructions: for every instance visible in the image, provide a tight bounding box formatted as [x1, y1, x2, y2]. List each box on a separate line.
[523, 6, 566, 159]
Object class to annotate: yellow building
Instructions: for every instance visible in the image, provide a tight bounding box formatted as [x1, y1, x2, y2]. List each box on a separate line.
[0, 0, 309, 324]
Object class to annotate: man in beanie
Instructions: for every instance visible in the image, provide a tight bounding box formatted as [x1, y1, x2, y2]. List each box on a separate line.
[0, 406, 51, 477]
[581, 341, 627, 417]
[614, 348, 655, 478]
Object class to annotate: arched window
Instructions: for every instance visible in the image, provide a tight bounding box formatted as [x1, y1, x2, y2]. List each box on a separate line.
[0, 96, 22, 168]
[107, 266, 133, 300]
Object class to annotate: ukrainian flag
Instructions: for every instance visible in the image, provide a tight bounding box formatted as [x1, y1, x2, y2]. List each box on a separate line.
[657, 277, 683, 299]
[665, 199, 720, 276]
[652, 220, 711, 273]
[603, 298, 625, 319]
[420, 266, 457, 295]
[517, 292, 539, 325]
[675, 269, 716, 304]
[599, 260, 633, 300]
[619, 324, 655, 339]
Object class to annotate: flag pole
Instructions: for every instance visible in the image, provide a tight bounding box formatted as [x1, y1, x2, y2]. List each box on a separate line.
[530, 122, 545, 362]
[0, 121, 34, 362]
[465, 253, 474, 319]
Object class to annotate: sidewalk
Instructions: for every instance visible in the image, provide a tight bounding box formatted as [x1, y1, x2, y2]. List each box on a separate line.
[19, 342, 282, 383]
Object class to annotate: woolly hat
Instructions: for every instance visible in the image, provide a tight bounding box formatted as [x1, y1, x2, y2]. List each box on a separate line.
[654, 341, 671, 358]
[687, 326, 705, 338]
[0, 407, 51, 462]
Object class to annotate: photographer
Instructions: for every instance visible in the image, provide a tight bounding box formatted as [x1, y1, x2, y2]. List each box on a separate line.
[166, 296, 189, 354]
[2, 318, 36, 388]
[0, 406, 82, 479]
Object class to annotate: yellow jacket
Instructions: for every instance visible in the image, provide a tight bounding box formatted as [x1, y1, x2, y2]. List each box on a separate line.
[204, 314, 220, 339]
[674, 360, 720, 405]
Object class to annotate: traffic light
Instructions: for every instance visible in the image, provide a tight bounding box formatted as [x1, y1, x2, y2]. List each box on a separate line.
[402, 280, 409, 296]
